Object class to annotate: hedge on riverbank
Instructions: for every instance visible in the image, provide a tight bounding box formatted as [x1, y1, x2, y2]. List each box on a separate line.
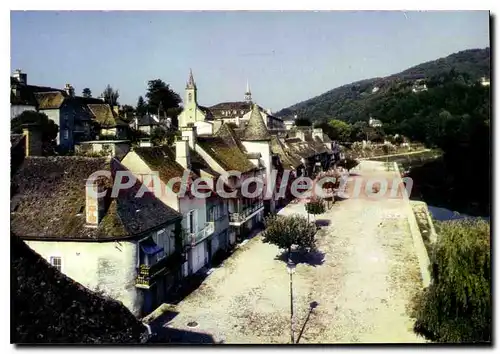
[412, 219, 491, 343]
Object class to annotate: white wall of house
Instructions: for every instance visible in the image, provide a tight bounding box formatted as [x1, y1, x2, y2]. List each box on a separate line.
[241, 140, 275, 212]
[24, 239, 142, 316]
[121, 150, 211, 276]
[193, 121, 213, 135]
[11, 105, 37, 119]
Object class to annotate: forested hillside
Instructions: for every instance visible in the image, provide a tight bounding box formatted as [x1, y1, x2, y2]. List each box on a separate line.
[275, 47, 490, 123]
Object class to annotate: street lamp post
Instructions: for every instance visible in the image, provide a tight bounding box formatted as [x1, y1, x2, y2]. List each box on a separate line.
[287, 259, 296, 344]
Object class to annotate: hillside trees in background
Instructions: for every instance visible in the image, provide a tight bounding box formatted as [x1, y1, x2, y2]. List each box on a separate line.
[294, 117, 312, 127]
[275, 48, 489, 123]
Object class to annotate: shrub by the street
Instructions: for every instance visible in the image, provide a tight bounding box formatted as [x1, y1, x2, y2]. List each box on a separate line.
[412, 219, 491, 343]
[262, 214, 317, 255]
[305, 198, 326, 217]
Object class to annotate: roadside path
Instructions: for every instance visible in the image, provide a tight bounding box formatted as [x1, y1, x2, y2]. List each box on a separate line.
[163, 161, 426, 343]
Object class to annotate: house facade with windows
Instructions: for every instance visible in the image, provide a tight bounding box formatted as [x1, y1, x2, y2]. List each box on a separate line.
[10, 69, 122, 153]
[120, 141, 228, 277]
[11, 155, 183, 317]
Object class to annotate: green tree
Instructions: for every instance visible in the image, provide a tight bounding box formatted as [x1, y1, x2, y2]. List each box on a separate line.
[120, 105, 135, 123]
[412, 219, 491, 343]
[145, 79, 182, 117]
[262, 214, 317, 258]
[136, 96, 147, 116]
[11, 111, 59, 155]
[101, 85, 119, 106]
[150, 127, 167, 146]
[82, 88, 92, 98]
[328, 119, 352, 142]
[305, 198, 325, 222]
[295, 117, 312, 127]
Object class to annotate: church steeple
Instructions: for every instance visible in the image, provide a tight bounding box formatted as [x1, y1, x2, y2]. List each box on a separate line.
[186, 68, 196, 89]
[244, 80, 252, 103]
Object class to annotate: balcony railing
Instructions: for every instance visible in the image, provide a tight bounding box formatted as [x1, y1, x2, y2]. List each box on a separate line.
[229, 201, 264, 224]
[187, 221, 215, 246]
[135, 253, 181, 289]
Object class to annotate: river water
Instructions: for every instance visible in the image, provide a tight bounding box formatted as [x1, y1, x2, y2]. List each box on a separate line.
[427, 205, 490, 222]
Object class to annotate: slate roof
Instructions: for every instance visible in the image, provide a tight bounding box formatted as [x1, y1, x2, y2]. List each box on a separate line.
[190, 148, 220, 178]
[322, 134, 332, 143]
[241, 104, 271, 141]
[35, 91, 66, 109]
[198, 106, 214, 119]
[11, 156, 181, 241]
[197, 136, 257, 173]
[246, 152, 261, 159]
[133, 144, 196, 179]
[11, 134, 25, 148]
[136, 114, 160, 127]
[270, 136, 302, 170]
[87, 104, 128, 128]
[214, 122, 248, 153]
[12, 234, 147, 344]
[208, 101, 258, 120]
[314, 136, 333, 154]
[10, 78, 64, 106]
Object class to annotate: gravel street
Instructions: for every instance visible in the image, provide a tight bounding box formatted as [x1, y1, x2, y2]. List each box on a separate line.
[164, 161, 426, 343]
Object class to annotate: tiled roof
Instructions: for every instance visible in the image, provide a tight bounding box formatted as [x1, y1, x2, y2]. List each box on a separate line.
[35, 91, 66, 109]
[11, 156, 181, 241]
[241, 104, 271, 141]
[12, 234, 147, 344]
[197, 136, 257, 173]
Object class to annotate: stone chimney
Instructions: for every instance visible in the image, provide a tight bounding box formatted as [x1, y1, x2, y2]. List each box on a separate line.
[65, 84, 75, 97]
[181, 125, 197, 150]
[22, 123, 43, 157]
[85, 178, 106, 226]
[295, 129, 306, 142]
[313, 128, 324, 141]
[175, 136, 191, 169]
[13, 69, 27, 85]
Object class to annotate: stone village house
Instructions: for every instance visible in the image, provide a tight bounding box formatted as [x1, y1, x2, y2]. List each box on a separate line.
[11, 130, 187, 317]
[10, 69, 126, 153]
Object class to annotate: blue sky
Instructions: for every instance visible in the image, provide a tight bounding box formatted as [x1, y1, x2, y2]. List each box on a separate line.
[10, 11, 490, 111]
